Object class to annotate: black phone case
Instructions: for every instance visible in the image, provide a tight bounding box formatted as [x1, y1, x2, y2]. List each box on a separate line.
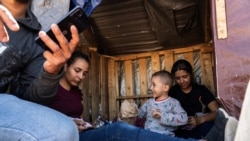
[35, 6, 90, 50]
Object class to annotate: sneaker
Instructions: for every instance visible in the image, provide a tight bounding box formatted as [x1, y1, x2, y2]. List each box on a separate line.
[224, 117, 238, 141]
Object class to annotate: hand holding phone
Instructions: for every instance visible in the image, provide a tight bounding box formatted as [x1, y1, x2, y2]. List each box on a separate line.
[35, 6, 90, 50]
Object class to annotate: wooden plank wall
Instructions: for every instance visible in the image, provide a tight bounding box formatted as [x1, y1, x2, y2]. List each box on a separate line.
[77, 43, 215, 122]
[108, 44, 215, 120]
[78, 48, 110, 122]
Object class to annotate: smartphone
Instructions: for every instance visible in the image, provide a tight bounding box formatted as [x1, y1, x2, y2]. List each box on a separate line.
[35, 6, 90, 50]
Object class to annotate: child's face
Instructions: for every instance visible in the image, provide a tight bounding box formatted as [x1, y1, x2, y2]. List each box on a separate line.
[150, 76, 169, 100]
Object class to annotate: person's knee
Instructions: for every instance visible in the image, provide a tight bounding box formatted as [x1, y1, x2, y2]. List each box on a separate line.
[0, 95, 79, 140]
[54, 117, 79, 141]
[113, 122, 130, 128]
[112, 122, 138, 132]
[0, 94, 17, 101]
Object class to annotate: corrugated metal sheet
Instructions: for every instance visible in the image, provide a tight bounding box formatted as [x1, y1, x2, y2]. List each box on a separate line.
[89, 0, 160, 55]
[87, 0, 208, 56]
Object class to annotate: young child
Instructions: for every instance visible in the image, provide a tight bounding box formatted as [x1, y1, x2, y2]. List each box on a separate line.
[138, 70, 188, 136]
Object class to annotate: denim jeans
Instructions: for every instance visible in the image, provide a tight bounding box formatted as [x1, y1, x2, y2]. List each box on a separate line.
[174, 121, 214, 139]
[79, 122, 198, 141]
[0, 94, 79, 141]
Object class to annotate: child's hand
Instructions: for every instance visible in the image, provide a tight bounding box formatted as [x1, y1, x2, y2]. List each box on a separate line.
[152, 109, 161, 119]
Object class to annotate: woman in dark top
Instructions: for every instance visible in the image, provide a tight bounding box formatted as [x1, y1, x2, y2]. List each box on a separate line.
[48, 51, 205, 141]
[48, 52, 87, 118]
[49, 84, 83, 118]
[169, 59, 219, 139]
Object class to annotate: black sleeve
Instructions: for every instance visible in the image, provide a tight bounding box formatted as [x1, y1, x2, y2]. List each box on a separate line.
[0, 84, 8, 93]
[199, 85, 216, 106]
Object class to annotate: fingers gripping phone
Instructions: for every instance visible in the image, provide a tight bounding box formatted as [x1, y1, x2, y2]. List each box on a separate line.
[35, 6, 90, 50]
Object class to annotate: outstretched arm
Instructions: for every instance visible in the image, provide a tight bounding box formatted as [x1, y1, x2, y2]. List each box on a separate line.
[23, 24, 80, 104]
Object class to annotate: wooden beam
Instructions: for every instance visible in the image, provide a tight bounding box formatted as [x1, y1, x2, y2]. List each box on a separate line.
[117, 95, 153, 100]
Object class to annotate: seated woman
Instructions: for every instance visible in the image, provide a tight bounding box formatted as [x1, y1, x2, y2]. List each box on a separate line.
[169, 59, 219, 139]
[48, 51, 203, 141]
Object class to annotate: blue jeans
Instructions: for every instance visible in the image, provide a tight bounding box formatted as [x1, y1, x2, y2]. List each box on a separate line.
[174, 121, 214, 139]
[79, 122, 198, 141]
[0, 94, 79, 141]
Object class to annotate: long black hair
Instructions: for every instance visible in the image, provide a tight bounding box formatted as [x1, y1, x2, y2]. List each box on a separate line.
[171, 59, 194, 82]
[67, 51, 90, 66]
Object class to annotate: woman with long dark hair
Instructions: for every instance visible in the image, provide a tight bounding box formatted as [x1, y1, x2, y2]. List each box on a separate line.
[169, 59, 219, 139]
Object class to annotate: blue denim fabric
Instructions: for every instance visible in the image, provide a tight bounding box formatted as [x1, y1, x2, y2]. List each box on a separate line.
[174, 121, 214, 139]
[205, 108, 228, 141]
[79, 122, 198, 141]
[71, 0, 102, 16]
[0, 94, 79, 141]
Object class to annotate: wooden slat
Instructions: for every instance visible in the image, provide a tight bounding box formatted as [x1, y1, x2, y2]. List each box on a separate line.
[100, 56, 109, 118]
[113, 44, 206, 61]
[174, 47, 195, 54]
[201, 53, 216, 95]
[80, 49, 90, 121]
[138, 58, 148, 104]
[201, 46, 214, 53]
[174, 51, 194, 69]
[117, 95, 153, 100]
[215, 0, 228, 39]
[151, 52, 161, 73]
[164, 51, 174, 72]
[108, 59, 118, 119]
[185, 52, 195, 69]
[81, 73, 90, 121]
[124, 60, 134, 102]
[90, 51, 100, 121]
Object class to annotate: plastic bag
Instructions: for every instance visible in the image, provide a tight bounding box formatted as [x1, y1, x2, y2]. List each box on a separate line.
[120, 100, 138, 118]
